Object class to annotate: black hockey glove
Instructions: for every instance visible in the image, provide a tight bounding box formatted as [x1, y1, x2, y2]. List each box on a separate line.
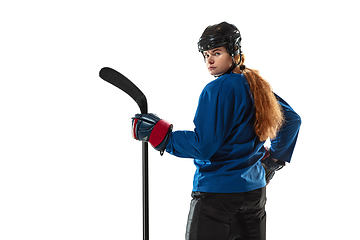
[261, 149, 285, 185]
[132, 113, 173, 155]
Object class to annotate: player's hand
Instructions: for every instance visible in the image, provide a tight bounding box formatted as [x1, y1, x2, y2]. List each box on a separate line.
[132, 113, 172, 155]
[261, 148, 285, 185]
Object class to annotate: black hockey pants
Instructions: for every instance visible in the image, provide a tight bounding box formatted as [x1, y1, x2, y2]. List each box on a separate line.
[185, 187, 266, 240]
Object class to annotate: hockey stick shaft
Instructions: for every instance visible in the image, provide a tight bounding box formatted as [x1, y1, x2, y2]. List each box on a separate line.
[142, 142, 149, 240]
[99, 67, 149, 240]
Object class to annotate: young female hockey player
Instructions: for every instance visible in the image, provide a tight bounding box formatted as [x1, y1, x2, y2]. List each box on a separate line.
[132, 22, 301, 240]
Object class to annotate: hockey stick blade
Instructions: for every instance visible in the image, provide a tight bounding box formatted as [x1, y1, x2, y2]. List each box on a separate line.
[99, 67, 148, 114]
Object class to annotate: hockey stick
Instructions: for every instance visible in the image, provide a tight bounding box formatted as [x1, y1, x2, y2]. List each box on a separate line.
[99, 67, 149, 240]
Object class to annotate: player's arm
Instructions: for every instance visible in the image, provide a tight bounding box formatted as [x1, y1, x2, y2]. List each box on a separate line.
[270, 94, 301, 163]
[262, 94, 301, 184]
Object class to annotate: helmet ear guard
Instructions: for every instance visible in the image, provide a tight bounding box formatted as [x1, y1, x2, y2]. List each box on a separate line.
[227, 35, 241, 57]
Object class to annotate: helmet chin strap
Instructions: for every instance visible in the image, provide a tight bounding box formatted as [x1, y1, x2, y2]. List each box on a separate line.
[215, 54, 241, 78]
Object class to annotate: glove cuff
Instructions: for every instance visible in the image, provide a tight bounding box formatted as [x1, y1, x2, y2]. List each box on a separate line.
[149, 119, 173, 151]
[263, 157, 285, 171]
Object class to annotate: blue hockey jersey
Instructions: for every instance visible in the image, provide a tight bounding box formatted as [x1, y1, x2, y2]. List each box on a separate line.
[166, 72, 301, 193]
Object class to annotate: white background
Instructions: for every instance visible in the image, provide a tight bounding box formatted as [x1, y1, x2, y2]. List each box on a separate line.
[1, 0, 359, 239]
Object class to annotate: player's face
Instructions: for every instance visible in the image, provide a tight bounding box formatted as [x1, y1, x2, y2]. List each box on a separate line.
[203, 47, 233, 77]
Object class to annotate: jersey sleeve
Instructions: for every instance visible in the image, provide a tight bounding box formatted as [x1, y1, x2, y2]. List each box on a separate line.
[269, 94, 301, 162]
[166, 87, 235, 160]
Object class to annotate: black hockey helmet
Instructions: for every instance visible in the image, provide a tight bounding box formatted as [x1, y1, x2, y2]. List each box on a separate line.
[198, 22, 242, 58]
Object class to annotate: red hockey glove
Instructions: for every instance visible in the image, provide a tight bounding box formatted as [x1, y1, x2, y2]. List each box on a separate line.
[132, 113, 172, 155]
